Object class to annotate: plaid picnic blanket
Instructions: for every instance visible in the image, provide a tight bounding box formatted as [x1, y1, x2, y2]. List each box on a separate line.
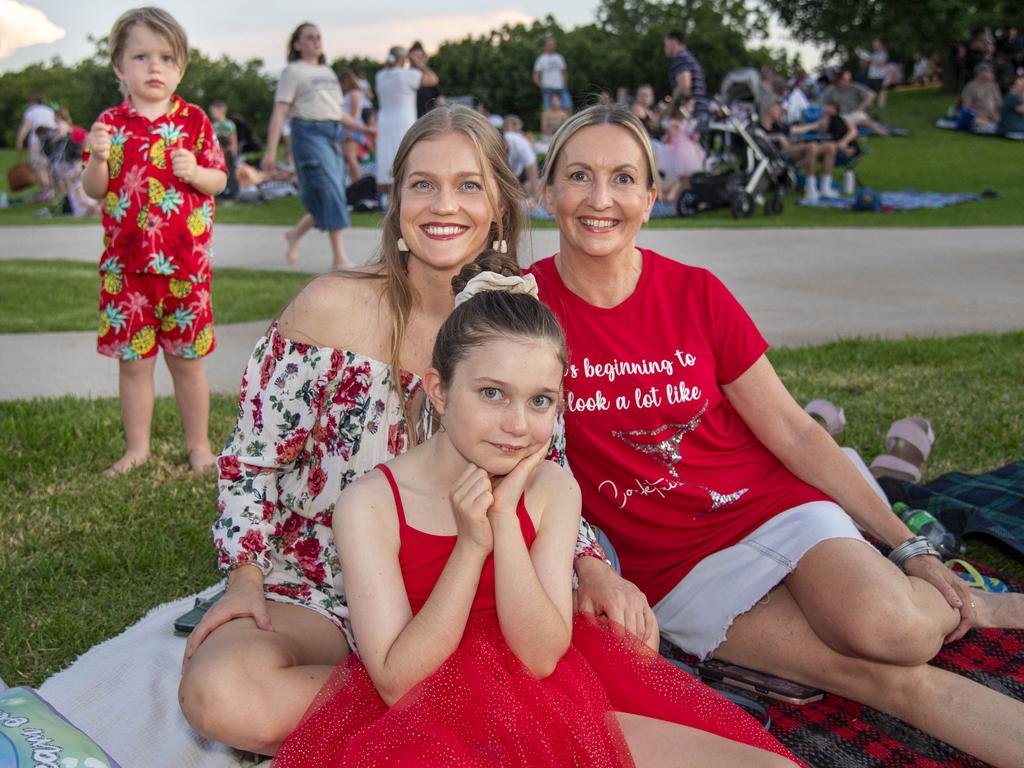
[797, 190, 982, 211]
[665, 554, 1024, 766]
[905, 461, 1024, 557]
[768, 612, 1024, 767]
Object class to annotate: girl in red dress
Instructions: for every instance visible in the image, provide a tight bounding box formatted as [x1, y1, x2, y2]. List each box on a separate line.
[272, 254, 802, 767]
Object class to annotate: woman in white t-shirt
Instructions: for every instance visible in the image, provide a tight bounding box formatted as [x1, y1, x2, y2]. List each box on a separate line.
[374, 46, 438, 203]
[15, 97, 57, 199]
[262, 23, 373, 269]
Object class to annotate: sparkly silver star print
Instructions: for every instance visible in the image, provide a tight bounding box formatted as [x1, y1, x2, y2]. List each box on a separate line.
[611, 400, 708, 479]
[611, 399, 748, 515]
[694, 485, 749, 515]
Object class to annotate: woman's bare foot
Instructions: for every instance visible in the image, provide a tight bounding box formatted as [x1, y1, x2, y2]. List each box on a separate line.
[284, 229, 301, 264]
[972, 590, 1024, 629]
[188, 445, 218, 475]
[105, 451, 149, 477]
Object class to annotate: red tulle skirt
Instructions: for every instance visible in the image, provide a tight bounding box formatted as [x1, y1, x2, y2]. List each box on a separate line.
[273, 612, 801, 767]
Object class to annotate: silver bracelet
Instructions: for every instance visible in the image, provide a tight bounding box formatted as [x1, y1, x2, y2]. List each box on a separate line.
[888, 536, 941, 571]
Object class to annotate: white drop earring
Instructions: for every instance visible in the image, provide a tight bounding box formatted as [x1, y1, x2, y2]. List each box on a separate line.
[491, 240, 508, 254]
[397, 237, 409, 252]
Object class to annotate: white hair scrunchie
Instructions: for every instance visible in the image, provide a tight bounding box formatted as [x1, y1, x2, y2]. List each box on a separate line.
[454, 271, 539, 307]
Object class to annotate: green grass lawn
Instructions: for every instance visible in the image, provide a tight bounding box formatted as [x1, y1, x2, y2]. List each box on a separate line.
[0, 260, 313, 333]
[3, 87, 1022, 228]
[2, 331, 1022, 688]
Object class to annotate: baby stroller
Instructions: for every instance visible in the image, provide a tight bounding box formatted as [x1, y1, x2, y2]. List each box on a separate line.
[678, 69, 796, 219]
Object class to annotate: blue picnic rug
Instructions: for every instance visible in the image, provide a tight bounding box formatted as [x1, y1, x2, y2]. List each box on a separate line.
[798, 189, 981, 211]
[531, 200, 677, 220]
[903, 461, 1024, 557]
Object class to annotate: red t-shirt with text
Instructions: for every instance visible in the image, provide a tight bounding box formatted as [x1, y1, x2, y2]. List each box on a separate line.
[529, 249, 830, 604]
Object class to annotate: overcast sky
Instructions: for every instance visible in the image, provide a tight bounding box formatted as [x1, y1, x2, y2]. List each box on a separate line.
[0, 0, 823, 75]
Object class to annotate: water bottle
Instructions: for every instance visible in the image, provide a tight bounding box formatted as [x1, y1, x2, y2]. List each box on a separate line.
[842, 169, 856, 195]
[893, 502, 966, 557]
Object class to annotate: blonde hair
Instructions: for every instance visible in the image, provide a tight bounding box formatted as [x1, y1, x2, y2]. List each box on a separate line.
[109, 7, 189, 71]
[374, 105, 526, 437]
[541, 104, 658, 190]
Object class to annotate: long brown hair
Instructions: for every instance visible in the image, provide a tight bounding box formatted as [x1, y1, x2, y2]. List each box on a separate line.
[287, 22, 326, 64]
[375, 106, 526, 437]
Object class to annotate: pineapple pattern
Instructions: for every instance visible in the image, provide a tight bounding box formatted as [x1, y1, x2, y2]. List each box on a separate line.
[108, 126, 129, 178]
[88, 96, 225, 360]
[86, 96, 225, 280]
[187, 201, 212, 236]
[147, 123, 186, 169]
[100, 256, 124, 295]
[169, 277, 193, 298]
[99, 273, 214, 361]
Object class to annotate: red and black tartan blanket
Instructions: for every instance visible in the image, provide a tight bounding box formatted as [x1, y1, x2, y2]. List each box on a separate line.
[766, 569, 1023, 767]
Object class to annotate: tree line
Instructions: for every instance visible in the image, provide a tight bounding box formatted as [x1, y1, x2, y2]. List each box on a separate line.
[4, 0, 1009, 148]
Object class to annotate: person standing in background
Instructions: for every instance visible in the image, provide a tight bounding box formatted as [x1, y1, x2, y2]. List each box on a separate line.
[533, 36, 571, 111]
[856, 38, 890, 108]
[209, 101, 238, 199]
[375, 45, 438, 206]
[15, 96, 57, 200]
[664, 31, 708, 119]
[410, 41, 442, 117]
[262, 23, 373, 268]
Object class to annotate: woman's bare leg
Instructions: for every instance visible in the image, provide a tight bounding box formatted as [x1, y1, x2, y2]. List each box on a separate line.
[716, 581, 1024, 767]
[179, 603, 349, 755]
[327, 229, 351, 269]
[285, 214, 315, 265]
[615, 712, 796, 767]
[342, 141, 362, 181]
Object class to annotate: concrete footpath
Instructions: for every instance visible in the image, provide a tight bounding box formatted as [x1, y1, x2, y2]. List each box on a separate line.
[3, 225, 1022, 401]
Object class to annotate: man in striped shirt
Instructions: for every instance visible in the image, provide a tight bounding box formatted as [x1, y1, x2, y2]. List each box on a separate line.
[665, 30, 708, 117]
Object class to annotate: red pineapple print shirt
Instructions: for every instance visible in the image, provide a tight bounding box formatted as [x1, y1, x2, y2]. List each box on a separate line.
[83, 95, 227, 284]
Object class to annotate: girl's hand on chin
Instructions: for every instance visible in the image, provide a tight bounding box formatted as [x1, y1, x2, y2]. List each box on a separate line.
[490, 445, 548, 519]
[451, 464, 494, 554]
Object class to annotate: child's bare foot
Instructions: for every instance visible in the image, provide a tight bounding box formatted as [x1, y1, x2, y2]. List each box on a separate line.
[332, 258, 354, 270]
[188, 446, 218, 475]
[973, 590, 1024, 629]
[284, 229, 301, 264]
[105, 451, 149, 477]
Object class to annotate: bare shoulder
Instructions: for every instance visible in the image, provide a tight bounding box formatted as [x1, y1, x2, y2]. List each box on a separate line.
[527, 460, 581, 518]
[278, 269, 389, 356]
[336, 468, 400, 540]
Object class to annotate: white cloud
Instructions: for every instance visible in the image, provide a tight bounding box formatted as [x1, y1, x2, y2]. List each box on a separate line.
[0, 0, 65, 59]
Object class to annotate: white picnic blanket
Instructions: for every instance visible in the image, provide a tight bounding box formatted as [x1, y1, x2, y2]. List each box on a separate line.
[38, 582, 272, 768]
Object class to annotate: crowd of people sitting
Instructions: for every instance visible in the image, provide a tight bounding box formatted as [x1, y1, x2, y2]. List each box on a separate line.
[10, 22, 1023, 223]
[944, 25, 1024, 137]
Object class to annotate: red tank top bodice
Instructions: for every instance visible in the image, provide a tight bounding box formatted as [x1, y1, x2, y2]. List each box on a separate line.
[376, 465, 538, 615]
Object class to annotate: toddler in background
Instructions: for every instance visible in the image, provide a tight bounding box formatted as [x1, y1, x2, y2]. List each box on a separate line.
[82, 6, 227, 476]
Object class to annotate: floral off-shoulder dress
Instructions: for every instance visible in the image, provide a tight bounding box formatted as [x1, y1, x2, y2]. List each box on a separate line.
[214, 323, 604, 648]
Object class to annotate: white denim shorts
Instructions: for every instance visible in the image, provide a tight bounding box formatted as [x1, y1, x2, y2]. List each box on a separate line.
[653, 501, 868, 660]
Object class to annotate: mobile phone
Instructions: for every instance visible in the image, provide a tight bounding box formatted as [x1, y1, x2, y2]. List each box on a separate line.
[173, 591, 225, 635]
[695, 659, 824, 705]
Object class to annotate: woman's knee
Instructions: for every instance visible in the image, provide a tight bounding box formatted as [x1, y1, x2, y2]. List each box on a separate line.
[179, 660, 286, 753]
[829, 602, 944, 666]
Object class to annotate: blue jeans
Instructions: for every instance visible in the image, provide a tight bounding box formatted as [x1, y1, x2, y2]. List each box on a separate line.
[542, 87, 572, 111]
[290, 118, 350, 231]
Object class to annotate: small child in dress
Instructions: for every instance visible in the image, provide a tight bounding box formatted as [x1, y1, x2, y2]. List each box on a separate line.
[658, 96, 706, 204]
[82, 7, 227, 476]
[272, 253, 801, 767]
